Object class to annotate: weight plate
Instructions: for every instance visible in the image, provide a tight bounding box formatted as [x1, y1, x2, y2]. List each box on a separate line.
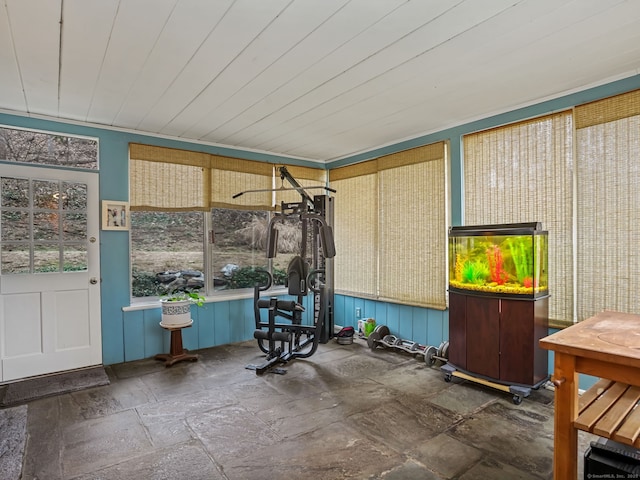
[424, 345, 437, 366]
[367, 331, 381, 350]
[441, 341, 449, 360]
[376, 325, 390, 338]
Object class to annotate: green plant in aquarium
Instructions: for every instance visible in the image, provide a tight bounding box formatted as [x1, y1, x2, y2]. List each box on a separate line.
[504, 237, 533, 284]
[461, 259, 489, 285]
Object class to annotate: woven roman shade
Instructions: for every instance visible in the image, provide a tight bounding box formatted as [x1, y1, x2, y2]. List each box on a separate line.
[330, 160, 378, 298]
[463, 112, 574, 323]
[129, 144, 210, 211]
[330, 142, 447, 309]
[274, 164, 327, 206]
[575, 89, 640, 322]
[129, 144, 275, 211]
[209, 155, 273, 210]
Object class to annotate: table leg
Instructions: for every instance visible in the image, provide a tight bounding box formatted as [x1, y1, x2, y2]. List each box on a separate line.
[552, 351, 579, 479]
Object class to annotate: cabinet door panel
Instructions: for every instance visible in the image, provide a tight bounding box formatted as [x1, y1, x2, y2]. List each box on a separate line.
[466, 296, 500, 379]
[500, 299, 534, 384]
[448, 292, 467, 369]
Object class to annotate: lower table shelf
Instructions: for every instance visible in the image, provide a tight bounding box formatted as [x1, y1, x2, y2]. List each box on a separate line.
[576, 379, 640, 447]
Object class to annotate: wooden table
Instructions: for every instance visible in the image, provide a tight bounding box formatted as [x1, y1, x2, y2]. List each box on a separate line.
[540, 310, 640, 479]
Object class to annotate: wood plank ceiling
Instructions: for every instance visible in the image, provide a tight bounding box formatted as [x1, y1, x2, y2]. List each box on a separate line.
[1, 0, 639, 162]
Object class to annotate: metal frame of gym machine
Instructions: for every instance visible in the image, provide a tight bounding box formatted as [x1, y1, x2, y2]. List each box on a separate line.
[240, 166, 335, 374]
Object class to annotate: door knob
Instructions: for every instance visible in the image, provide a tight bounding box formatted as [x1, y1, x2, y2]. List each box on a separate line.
[90, 278, 98, 285]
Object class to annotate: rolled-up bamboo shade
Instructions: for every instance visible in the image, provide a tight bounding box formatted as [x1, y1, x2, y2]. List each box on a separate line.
[575, 89, 640, 129]
[209, 155, 273, 210]
[129, 144, 275, 211]
[129, 144, 209, 211]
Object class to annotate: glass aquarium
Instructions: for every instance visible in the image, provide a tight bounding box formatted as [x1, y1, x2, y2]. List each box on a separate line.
[448, 222, 548, 298]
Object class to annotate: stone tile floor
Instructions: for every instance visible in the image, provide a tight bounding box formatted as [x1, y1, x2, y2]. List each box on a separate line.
[18, 338, 596, 479]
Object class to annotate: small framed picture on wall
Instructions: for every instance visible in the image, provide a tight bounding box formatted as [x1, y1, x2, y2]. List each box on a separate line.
[102, 200, 130, 230]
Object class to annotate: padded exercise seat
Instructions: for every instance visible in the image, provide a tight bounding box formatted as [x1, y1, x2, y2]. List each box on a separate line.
[256, 298, 305, 312]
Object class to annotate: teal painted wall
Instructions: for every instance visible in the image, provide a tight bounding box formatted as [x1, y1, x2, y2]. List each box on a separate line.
[2, 73, 640, 378]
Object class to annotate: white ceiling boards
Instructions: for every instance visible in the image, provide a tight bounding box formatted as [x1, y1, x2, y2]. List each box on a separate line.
[1, 0, 639, 162]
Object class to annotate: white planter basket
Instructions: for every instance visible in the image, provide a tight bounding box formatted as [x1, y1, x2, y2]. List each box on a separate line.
[160, 299, 192, 327]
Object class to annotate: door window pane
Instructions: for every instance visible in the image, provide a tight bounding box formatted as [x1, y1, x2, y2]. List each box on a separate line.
[64, 244, 87, 271]
[1, 244, 29, 274]
[62, 182, 87, 210]
[33, 212, 59, 240]
[1, 177, 29, 207]
[33, 180, 59, 209]
[63, 213, 87, 241]
[34, 245, 59, 273]
[1, 211, 29, 241]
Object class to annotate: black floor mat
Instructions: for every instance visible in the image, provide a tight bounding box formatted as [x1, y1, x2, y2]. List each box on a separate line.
[0, 367, 110, 407]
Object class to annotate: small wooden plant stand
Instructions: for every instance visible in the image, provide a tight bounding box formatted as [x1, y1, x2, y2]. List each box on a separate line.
[155, 322, 198, 367]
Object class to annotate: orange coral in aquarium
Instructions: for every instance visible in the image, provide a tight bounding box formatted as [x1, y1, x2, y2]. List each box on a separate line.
[486, 245, 508, 285]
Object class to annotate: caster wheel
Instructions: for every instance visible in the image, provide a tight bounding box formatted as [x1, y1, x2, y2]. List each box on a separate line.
[512, 395, 523, 405]
[444, 373, 452, 383]
[425, 345, 437, 366]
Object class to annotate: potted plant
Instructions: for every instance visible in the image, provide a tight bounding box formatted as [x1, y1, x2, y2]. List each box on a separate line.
[160, 290, 206, 327]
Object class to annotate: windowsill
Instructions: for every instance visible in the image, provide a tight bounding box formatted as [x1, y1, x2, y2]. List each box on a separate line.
[122, 286, 288, 312]
[548, 318, 574, 330]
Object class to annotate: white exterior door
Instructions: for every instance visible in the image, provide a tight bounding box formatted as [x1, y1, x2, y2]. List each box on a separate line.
[0, 164, 101, 382]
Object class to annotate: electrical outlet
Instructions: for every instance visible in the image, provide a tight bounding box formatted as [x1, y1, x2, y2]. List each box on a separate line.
[355, 308, 361, 319]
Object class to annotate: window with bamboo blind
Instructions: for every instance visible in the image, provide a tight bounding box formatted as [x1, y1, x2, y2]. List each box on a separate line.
[463, 112, 574, 324]
[128, 143, 326, 298]
[575, 89, 640, 322]
[330, 142, 447, 309]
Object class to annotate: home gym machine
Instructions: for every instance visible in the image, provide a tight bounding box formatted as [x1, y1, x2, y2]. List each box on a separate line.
[235, 166, 336, 374]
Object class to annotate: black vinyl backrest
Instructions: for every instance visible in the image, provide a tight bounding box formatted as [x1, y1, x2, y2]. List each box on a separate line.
[287, 256, 309, 296]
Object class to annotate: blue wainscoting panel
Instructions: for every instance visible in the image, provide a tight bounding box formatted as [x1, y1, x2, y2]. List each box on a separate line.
[181, 305, 200, 351]
[213, 302, 232, 346]
[334, 294, 448, 349]
[229, 300, 246, 343]
[123, 310, 145, 362]
[426, 309, 446, 348]
[411, 307, 428, 346]
[197, 304, 216, 349]
[385, 303, 400, 335]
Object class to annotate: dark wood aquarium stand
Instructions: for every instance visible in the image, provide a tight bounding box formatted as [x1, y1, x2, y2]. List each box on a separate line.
[443, 291, 549, 404]
[155, 323, 199, 367]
